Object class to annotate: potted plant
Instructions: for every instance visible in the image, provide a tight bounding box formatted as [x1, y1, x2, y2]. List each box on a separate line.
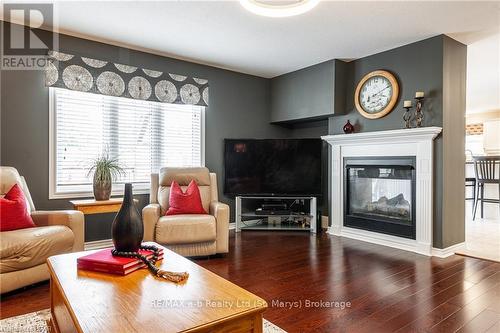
[87, 153, 125, 201]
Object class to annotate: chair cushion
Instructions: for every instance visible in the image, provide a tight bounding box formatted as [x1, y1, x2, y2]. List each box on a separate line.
[157, 167, 212, 214]
[0, 166, 33, 213]
[0, 184, 36, 232]
[0, 225, 74, 273]
[159, 167, 211, 187]
[166, 180, 207, 215]
[155, 214, 216, 245]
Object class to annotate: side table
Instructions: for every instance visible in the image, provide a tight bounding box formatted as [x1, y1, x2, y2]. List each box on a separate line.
[70, 198, 138, 215]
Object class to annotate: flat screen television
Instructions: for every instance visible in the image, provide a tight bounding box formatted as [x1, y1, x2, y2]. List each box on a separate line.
[224, 138, 322, 196]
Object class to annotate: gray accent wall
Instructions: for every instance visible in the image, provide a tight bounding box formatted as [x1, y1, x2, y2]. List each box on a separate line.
[328, 36, 445, 134]
[0, 22, 290, 241]
[327, 35, 466, 249]
[1, 22, 466, 248]
[270, 60, 336, 123]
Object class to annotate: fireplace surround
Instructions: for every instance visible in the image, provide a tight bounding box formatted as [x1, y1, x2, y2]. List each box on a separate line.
[322, 127, 442, 256]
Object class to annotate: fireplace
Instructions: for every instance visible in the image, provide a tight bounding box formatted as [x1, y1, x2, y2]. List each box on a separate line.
[323, 127, 441, 255]
[344, 157, 416, 239]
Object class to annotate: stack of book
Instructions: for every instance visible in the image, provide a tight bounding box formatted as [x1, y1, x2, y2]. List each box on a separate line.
[77, 248, 164, 275]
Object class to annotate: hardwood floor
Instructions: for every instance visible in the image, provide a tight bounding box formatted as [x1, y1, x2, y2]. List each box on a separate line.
[2, 231, 500, 332]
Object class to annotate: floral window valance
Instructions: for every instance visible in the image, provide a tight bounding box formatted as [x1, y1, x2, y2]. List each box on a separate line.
[45, 51, 209, 107]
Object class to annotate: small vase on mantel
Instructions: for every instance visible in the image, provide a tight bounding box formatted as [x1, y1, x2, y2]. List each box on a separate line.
[111, 183, 143, 252]
[343, 120, 354, 134]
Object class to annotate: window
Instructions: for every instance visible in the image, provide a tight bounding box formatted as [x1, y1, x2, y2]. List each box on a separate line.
[49, 87, 204, 199]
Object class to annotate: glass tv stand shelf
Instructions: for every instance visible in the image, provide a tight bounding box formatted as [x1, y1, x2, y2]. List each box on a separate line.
[235, 196, 317, 233]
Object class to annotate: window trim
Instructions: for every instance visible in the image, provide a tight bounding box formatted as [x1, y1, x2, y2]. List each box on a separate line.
[48, 87, 206, 200]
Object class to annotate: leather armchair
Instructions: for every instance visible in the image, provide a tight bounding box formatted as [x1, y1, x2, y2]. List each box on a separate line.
[0, 167, 84, 294]
[143, 167, 229, 257]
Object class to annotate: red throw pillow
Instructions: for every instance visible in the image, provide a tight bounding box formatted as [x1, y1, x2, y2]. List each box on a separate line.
[166, 180, 207, 215]
[0, 184, 36, 231]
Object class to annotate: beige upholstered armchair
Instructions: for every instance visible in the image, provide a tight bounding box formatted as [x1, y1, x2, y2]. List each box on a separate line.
[0, 167, 84, 294]
[142, 167, 229, 257]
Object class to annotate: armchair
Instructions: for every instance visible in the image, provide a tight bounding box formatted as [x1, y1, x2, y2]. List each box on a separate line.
[143, 167, 229, 257]
[0, 167, 84, 293]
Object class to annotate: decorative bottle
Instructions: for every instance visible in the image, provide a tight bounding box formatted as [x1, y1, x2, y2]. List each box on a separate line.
[343, 120, 354, 134]
[111, 183, 143, 252]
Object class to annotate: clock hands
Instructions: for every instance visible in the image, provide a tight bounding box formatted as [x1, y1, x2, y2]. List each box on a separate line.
[371, 85, 390, 98]
[366, 85, 390, 107]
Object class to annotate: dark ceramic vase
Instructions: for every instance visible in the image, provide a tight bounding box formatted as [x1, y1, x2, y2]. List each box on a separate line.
[343, 120, 354, 134]
[111, 183, 143, 252]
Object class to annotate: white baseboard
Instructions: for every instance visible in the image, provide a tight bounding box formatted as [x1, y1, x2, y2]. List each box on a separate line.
[84, 239, 113, 251]
[328, 227, 432, 256]
[327, 227, 464, 258]
[432, 242, 465, 258]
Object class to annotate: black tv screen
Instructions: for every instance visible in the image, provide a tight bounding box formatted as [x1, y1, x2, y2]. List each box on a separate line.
[224, 139, 322, 196]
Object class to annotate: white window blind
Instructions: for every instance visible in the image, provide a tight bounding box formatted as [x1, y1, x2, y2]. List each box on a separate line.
[49, 87, 204, 198]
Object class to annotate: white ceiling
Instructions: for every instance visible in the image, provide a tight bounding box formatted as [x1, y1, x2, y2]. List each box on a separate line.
[3, 1, 500, 78]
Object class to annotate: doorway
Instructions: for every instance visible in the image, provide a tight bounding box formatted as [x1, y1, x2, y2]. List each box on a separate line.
[456, 32, 500, 262]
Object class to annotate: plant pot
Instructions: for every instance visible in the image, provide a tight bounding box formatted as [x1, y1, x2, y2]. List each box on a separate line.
[112, 183, 143, 252]
[93, 180, 111, 201]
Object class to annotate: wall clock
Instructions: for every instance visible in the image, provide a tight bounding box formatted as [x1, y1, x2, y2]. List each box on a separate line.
[354, 70, 399, 119]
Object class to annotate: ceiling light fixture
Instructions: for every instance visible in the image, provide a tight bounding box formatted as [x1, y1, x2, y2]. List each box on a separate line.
[239, 0, 320, 18]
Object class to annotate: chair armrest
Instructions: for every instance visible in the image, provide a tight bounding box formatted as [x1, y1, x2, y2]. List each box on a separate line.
[209, 201, 229, 253]
[31, 210, 85, 252]
[142, 204, 161, 242]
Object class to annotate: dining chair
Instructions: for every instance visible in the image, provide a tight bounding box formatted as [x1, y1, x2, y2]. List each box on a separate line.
[465, 177, 476, 203]
[472, 156, 500, 220]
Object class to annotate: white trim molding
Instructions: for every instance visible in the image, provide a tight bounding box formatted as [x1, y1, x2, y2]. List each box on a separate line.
[432, 242, 465, 258]
[322, 127, 442, 256]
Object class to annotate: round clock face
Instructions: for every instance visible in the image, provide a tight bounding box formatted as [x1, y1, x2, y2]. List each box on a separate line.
[355, 70, 399, 119]
[359, 75, 393, 113]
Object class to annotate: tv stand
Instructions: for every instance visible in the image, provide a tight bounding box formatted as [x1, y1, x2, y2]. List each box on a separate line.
[235, 196, 317, 233]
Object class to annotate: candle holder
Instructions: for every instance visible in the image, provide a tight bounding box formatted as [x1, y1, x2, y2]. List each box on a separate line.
[414, 96, 424, 127]
[402, 92, 425, 129]
[403, 106, 413, 128]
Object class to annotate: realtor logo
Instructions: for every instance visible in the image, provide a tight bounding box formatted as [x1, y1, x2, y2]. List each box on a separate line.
[1, 3, 57, 70]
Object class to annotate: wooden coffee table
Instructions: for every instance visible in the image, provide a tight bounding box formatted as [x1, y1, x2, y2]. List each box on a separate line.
[47, 245, 267, 333]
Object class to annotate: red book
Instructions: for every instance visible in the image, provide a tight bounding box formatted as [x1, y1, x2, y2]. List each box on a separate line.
[78, 262, 140, 275]
[77, 248, 163, 270]
[78, 255, 163, 275]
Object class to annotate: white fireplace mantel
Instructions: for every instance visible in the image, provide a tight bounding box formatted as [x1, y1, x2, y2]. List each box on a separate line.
[321, 127, 442, 256]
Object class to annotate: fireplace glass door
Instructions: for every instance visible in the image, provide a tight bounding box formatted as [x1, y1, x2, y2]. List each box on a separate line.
[344, 157, 416, 239]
